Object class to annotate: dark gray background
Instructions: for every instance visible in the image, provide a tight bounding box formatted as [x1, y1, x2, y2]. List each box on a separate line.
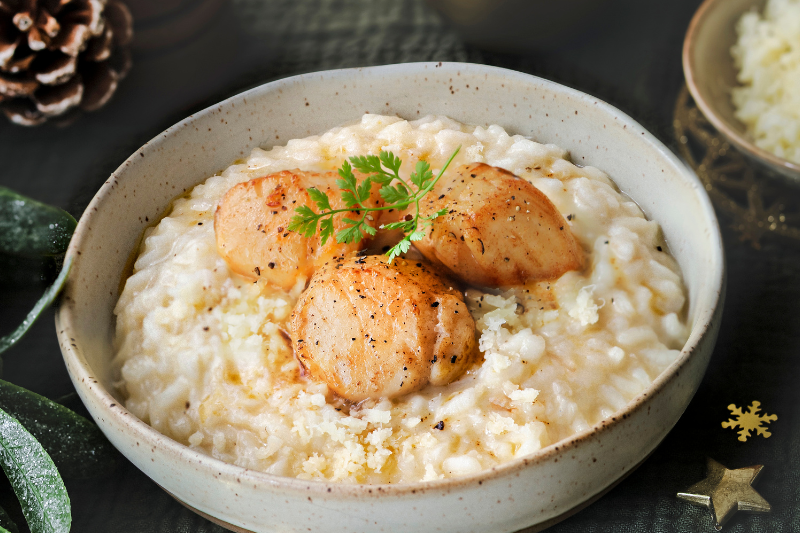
[2, 0, 798, 531]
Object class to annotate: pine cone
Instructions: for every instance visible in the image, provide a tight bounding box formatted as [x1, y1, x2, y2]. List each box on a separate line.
[0, 0, 133, 126]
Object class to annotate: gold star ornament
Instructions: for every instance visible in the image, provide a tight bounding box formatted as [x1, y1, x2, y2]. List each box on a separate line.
[677, 458, 771, 530]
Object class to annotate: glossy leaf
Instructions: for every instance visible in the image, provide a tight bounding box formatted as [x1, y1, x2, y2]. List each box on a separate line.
[0, 187, 76, 258]
[0, 379, 118, 479]
[0, 255, 72, 355]
[0, 407, 70, 533]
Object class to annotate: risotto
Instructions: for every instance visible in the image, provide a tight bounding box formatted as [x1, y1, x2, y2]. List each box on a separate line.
[731, 0, 800, 164]
[113, 114, 689, 484]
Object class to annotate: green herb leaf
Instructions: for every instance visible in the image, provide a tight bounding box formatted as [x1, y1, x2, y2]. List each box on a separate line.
[0, 255, 73, 355]
[356, 178, 373, 204]
[336, 224, 364, 244]
[408, 229, 428, 241]
[381, 220, 414, 232]
[340, 190, 358, 208]
[318, 217, 334, 246]
[306, 187, 332, 212]
[386, 238, 412, 263]
[287, 206, 320, 238]
[349, 154, 384, 176]
[379, 183, 409, 204]
[289, 146, 460, 262]
[337, 161, 358, 192]
[0, 379, 119, 480]
[0, 504, 19, 533]
[0, 187, 77, 258]
[0, 406, 70, 533]
[379, 151, 402, 175]
[410, 160, 433, 190]
[369, 173, 394, 186]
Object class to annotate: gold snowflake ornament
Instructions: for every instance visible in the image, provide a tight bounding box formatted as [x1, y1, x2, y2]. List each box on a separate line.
[722, 401, 777, 442]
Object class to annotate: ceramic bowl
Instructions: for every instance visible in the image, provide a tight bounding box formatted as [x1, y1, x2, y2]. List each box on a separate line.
[56, 62, 724, 533]
[683, 0, 800, 181]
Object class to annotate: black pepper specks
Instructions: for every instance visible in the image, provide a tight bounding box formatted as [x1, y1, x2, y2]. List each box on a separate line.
[434, 421, 445, 430]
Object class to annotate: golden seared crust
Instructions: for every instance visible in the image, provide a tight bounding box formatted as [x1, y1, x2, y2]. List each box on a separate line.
[290, 255, 477, 401]
[411, 162, 585, 287]
[214, 170, 380, 290]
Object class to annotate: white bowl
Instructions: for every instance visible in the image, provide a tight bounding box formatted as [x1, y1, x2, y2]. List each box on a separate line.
[56, 62, 724, 533]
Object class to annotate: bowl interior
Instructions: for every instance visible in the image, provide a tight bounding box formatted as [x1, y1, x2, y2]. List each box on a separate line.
[684, 0, 800, 179]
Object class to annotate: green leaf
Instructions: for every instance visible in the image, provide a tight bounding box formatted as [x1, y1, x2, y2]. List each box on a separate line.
[429, 208, 449, 219]
[349, 154, 383, 175]
[408, 229, 427, 241]
[288, 207, 319, 238]
[379, 151, 402, 175]
[363, 225, 377, 236]
[340, 191, 358, 208]
[0, 380, 119, 480]
[0, 255, 73, 355]
[379, 183, 409, 204]
[0, 187, 77, 258]
[336, 224, 365, 244]
[337, 161, 358, 192]
[318, 217, 334, 246]
[369, 173, 394, 186]
[410, 160, 433, 190]
[306, 187, 332, 212]
[356, 178, 373, 204]
[0, 504, 19, 533]
[290, 205, 317, 221]
[341, 217, 362, 227]
[386, 237, 412, 263]
[381, 220, 414, 232]
[0, 406, 70, 533]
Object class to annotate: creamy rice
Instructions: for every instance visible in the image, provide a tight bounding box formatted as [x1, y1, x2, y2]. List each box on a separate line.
[114, 114, 688, 484]
[731, 0, 800, 163]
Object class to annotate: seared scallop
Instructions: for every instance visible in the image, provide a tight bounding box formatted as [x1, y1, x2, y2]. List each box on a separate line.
[290, 254, 477, 401]
[215, 170, 380, 290]
[409, 162, 584, 287]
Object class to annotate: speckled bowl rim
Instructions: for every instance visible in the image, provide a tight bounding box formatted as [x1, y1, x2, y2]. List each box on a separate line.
[58, 62, 724, 501]
[683, 0, 800, 180]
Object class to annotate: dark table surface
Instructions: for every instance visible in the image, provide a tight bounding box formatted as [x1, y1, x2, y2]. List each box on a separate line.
[2, 0, 799, 531]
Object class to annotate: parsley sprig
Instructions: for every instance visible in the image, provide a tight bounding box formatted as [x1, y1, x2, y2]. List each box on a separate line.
[288, 146, 460, 263]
